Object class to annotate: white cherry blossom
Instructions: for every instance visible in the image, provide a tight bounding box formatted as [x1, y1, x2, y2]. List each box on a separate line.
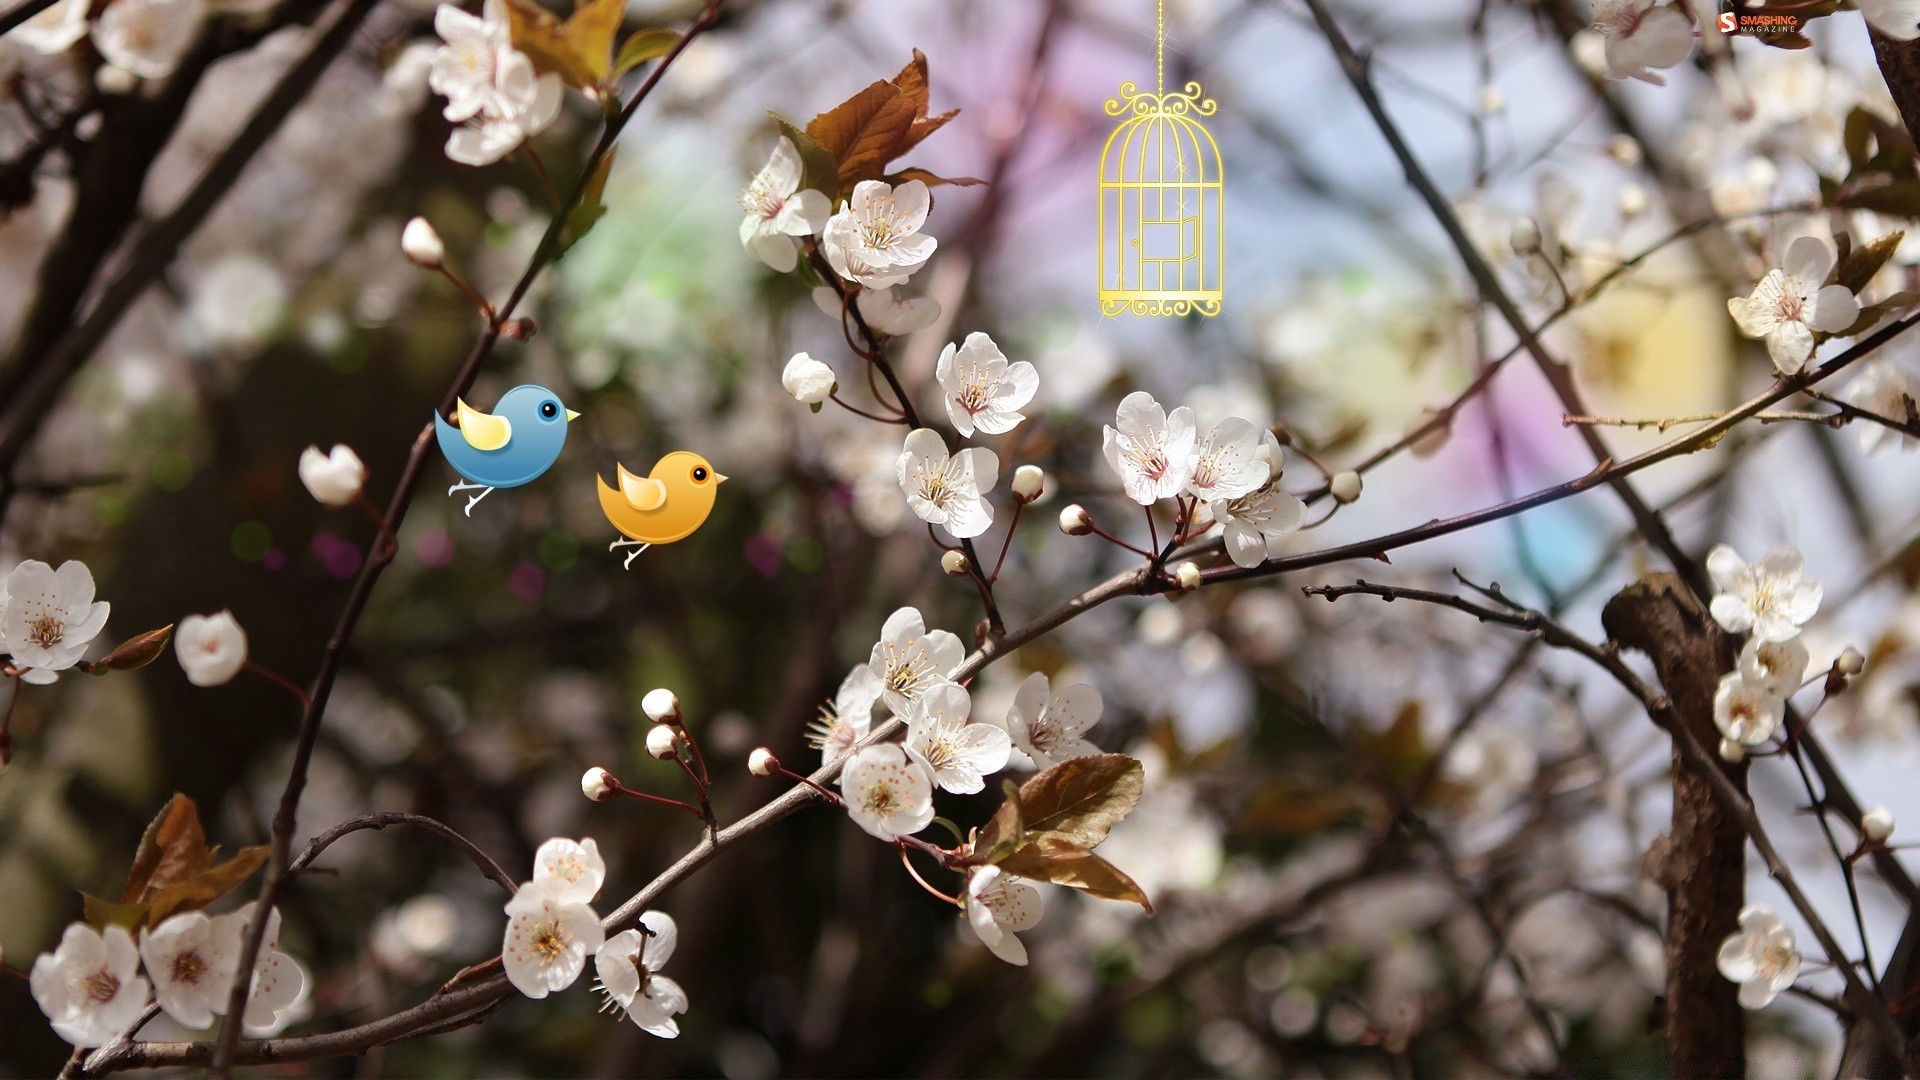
[531, 837, 605, 906]
[428, 0, 561, 167]
[935, 332, 1038, 438]
[93, 0, 203, 80]
[739, 137, 829, 272]
[897, 428, 998, 540]
[594, 911, 686, 1037]
[501, 880, 604, 998]
[1706, 544, 1822, 643]
[865, 606, 964, 714]
[29, 923, 150, 1048]
[1213, 487, 1307, 569]
[857, 286, 940, 337]
[782, 352, 836, 405]
[1738, 636, 1809, 700]
[3, 559, 110, 684]
[1713, 672, 1784, 747]
[298, 444, 366, 506]
[1727, 236, 1860, 374]
[841, 742, 934, 841]
[1844, 361, 1920, 456]
[1004, 672, 1102, 769]
[1861, 0, 1920, 39]
[11, 0, 88, 56]
[1716, 905, 1801, 1009]
[1591, 0, 1692, 85]
[964, 866, 1042, 966]
[808, 665, 882, 761]
[223, 905, 310, 1037]
[903, 682, 1010, 794]
[1103, 391, 1197, 505]
[141, 910, 242, 1030]
[175, 610, 247, 687]
[821, 179, 936, 288]
[1184, 417, 1269, 502]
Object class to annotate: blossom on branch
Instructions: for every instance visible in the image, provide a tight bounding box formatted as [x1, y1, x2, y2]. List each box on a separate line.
[140, 910, 242, 1030]
[299, 444, 367, 507]
[1590, 0, 1692, 85]
[531, 837, 606, 906]
[841, 742, 934, 841]
[11, 0, 88, 56]
[1705, 544, 1822, 642]
[822, 179, 936, 288]
[1213, 486, 1307, 569]
[1727, 236, 1859, 374]
[1103, 391, 1197, 505]
[1844, 360, 1920, 456]
[93, 0, 203, 80]
[809, 665, 882, 762]
[228, 905, 310, 1037]
[857, 286, 940, 337]
[964, 866, 1042, 966]
[1004, 672, 1102, 769]
[1716, 905, 1801, 1008]
[739, 137, 829, 272]
[175, 610, 247, 687]
[502, 880, 604, 999]
[594, 911, 687, 1038]
[1737, 636, 1808, 700]
[2, 559, 110, 684]
[865, 606, 964, 715]
[1860, 0, 1920, 39]
[29, 923, 150, 1048]
[1712, 671, 1784, 747]
[903, 681, 1010, 794]
[935, 332, 1037, 438]
[782, 352, 836, 405]
[428, 0, 562, 167]
[897, 428, 997, 540]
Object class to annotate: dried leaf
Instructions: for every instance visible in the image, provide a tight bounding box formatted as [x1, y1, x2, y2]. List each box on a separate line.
[143, 845, 270, 926]
[974, 779, 1025, 863]
[806, 80, 917, 196]
[501, 0, 596, 89]
[1000, 839, 1153, 912]
[1838, 231, 1906, 293]
[123, 795, 207, 905]
[886, 168, 985, 190]
[99, 624, 174, 672]
[1838, 180, 1920, 218]
[1847, 108, 1875, 175]
[1001, 753, 1143, 852]
[611, 26, 680, 79]
[887, 50, 957, 156]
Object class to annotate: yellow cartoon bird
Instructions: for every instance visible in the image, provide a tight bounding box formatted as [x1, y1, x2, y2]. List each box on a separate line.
[596, 452, 727, 567]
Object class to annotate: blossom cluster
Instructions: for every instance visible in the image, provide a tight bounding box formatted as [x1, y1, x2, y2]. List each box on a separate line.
[424, 0, 562, 166]
[31, 905, 307, 1047]
[498, 837, 686, 1036]
[6, 0, 203, 89]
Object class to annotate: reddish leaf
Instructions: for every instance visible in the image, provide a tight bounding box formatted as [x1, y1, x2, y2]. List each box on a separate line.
[807, 80, 918, 196]
[1000, 839, 1153, 912]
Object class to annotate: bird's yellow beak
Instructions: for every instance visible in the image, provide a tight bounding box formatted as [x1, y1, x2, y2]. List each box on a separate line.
[715, 472, 729, 483]
[565, 409, 581, 421]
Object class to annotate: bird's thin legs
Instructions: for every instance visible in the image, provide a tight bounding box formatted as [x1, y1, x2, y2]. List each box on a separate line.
[610, 539, 651, 568]
[448, 481, 493, 516]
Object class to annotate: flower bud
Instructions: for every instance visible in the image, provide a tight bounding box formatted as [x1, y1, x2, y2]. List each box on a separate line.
[501, 316, 537, 341]
[642, 688, 681, 725]
[581, 766, 617, 802]
[1011, 465, 1045, 504]
[1618, 182, 1649, 219]
[402, 217, 445, 270]
[646, 724, 680, 760]
[1838, 646, 1866, 676]
[1330, 471, 1363, 504]
[1509, 217, 1542, 255]
[940, 549, 970, 577]
[782, 352, 836, 406]
[175, 612, 246, 686]
[1607, 134, 1643, 167]
[1863, 806, 1896, 843]
[299, 443, 367, 507]
[1174, 561, 1202, 592]
[1059, 504, 1093, 536]
[748, 747, 778, 777]
[1718, 738, 1747, 764]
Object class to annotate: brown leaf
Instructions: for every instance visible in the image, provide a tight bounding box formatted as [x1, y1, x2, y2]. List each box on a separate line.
[973, 779, 1025, 863]
[806, 80, 918, 196]
[886, 168, 986, 190]
[501, 0, 596, 89]
[143, 845, 270, 926]
[1838, 231, 1906, 293]
[98, 624, 174, 672]
[887, 50, 957, 156]
[1000, 839, 1153, 913]
[82, 894, 147, 932]
[1003, 753, 1143, 852]
[611, 26, 680, 79]
[1838, 180, 1920, 218]
[123, 795, 208, 905]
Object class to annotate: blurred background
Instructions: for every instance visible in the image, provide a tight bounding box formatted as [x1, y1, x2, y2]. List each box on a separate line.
[6, 0, 1920, 1074]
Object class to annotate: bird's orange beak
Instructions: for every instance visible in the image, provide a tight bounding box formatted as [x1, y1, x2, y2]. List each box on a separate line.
[565, 409, 581, 421]
[715, 472, 729, 483]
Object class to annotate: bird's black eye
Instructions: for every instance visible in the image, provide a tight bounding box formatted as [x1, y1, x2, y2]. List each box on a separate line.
[541, 402, 558, 419]
[692, 467, 708, 482]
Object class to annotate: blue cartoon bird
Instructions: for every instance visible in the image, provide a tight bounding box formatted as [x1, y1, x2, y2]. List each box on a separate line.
[433, 384, 580, 515]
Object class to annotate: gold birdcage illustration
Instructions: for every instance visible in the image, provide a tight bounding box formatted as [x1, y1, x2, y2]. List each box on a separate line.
[1098, 0, 1223, 317]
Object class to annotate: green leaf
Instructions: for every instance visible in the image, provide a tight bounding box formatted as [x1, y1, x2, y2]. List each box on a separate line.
[999, 839, 1154, 912]
[771, 113, 840, 200]
[557, 147, 617, 256]
[612, 27, 681, 79]
[563, 0, 625, 83]
[82, 894, 148, 932]
[1000, 754, 1143, 853]
[975, 779, 1025, 864]
[1838, 231, 1906, 293]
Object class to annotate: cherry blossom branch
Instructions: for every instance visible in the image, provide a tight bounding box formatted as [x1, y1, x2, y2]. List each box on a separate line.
[204, 5, 726, 1074]
[1303, 579, 1917, 1072]
[287, 812, 517, 896]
